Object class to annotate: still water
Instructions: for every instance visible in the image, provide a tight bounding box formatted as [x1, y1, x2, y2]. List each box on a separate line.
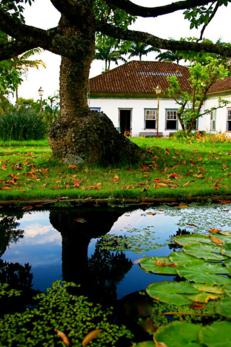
[1, 203, 231, 302]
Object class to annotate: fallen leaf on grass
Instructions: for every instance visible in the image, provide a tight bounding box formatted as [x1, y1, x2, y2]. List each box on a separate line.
[0, 186, 11, 190]
[154, 183, 168, 188]
[88, 183, 102, 190]
[54, 329, 70, 346]
[183, 181, 191, 187]
[112, 175, 120, 183]
[168, 172, 180, 179]
[1, 164, 7, 170]
[73, 179, 80, 188]
[68, 164, 78, 169]
[82, 329, 102, 346]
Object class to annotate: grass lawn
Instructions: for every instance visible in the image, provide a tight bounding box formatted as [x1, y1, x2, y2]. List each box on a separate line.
[0, 136, 230, 203]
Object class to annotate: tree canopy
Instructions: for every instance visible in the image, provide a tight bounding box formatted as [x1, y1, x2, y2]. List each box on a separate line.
[1, 0, 231, 165]
[1, 0, 231, 63]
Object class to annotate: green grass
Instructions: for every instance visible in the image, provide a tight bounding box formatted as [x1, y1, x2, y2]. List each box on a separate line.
[0, 137, 230, 202]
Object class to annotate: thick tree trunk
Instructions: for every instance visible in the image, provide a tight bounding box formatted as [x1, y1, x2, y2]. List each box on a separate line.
[49, 14, 142, 165]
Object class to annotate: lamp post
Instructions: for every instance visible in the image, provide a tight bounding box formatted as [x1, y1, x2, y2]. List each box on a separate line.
[155, 84, 161, 137]
[38, 86, 44, 112]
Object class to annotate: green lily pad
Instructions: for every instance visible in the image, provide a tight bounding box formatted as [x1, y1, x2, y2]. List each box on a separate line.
[132, 342, 154, 347]
[169, 251, 204, 266]
[215, 298, 231, 319]
[155, 321, 202, 347]
[221, 243, 231, 258]
[224, 259, 231, 275]
[173, 234, 211, 246]
[146, 281, 198, 306]
[188, 292, 220, 304]
[199, 321, 231, 347]
[183, 243, 225, 261]
[193, 284, 224, 295]
[177, 264, 231, 285]
[139, 256, 177, 275]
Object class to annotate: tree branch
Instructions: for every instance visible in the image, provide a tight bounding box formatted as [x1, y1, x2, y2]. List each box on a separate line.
[96, 20, 231, 57]
[198, 1, 220, 41]
[104, 0, 218, 18]
[0, 41, 36, 60]
[0, 7, 51, 45]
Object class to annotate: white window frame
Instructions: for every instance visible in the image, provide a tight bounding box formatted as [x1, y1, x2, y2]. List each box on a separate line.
[165, 109, 178, 130]
[227, 109, 231, 132]
[210, 109, 216, 132]
[90, 107, 101, 112]
[144, 109, 157, 129]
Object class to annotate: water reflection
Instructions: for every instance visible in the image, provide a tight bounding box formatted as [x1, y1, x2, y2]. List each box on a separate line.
[1, 203, 231, 302]
[50, 207, 132, 303]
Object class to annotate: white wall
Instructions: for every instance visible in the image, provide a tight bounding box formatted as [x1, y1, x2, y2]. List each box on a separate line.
[89, 98, 181, 136]
[89, 96, 231, 136]
[203, 95, 231, 134]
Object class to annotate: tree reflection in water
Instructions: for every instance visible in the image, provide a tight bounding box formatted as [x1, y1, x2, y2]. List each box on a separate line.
[50, 207, 132, 304]
[0, 211, 34, 314]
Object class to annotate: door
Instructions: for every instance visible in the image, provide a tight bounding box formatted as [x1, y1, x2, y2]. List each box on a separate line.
[119, 109, 131, 135]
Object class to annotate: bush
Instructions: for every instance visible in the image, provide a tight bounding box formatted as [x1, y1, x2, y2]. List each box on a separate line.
[0, 110, 47, 140]
[0, 281, 133, 346]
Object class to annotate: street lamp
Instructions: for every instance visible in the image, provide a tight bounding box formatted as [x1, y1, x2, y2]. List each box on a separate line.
[155, 84, 161, 137]
[38, 86, 44, 112]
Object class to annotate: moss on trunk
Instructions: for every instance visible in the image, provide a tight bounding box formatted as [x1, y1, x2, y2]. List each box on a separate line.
[49, 110, 142, 165]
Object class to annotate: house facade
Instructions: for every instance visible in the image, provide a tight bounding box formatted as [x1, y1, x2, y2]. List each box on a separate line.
[89, 61, 231, 136]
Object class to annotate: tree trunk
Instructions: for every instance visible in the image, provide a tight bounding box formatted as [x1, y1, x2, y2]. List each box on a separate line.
[49, 15, 142, 165]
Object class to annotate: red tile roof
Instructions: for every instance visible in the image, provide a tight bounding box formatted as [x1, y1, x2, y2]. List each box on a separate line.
[209, 76, 231, 94]
[89, 61, 190, 97]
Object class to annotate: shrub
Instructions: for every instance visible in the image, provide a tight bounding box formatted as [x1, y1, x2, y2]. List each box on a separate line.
[0, 110, 47, 140]
[0, 281, 133, 346]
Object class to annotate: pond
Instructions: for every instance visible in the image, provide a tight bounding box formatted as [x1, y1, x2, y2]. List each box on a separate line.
[1, 202, 231, 305]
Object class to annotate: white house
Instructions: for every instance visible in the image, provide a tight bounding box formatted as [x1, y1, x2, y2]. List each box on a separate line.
[89, 61, 231, 136]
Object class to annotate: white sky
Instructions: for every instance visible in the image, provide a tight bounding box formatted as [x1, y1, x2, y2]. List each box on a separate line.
[18, 0, 231, 100]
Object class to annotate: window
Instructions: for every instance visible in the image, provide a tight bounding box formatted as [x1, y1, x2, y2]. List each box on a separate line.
[90, 107, 101, 112]
[166, 109, 178, 130]
[210, 110, 216, 131]
[144, 109, 157, 129]
[228, 109, 231, 131]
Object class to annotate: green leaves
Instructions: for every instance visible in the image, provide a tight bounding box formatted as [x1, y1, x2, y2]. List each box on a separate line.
[199, 321, 231, 347]
[147, 282, 198, 306]
[155, 321, 201, 347]
[154, 321, 231, 347]
[139, 227, 231, 346]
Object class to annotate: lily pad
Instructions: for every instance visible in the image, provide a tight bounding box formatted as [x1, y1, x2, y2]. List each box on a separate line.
[132, 342, 154, 347]
[193, 284, 224, 295]
[199, 321, 231, 347]
[215, 298, 231, 319]
[155, 321, 202, 347]
[139, 257, 177, 275]
[173, 234, 211, 246]
[146, 281, 198, 306]
[187, 292, 220, 304]
[224, 259, 231, 275]
[177, 263, 231, 285]
[221, 243, 231, 258]
[169, 251, 204, 266]
[183, 243, 225, 261]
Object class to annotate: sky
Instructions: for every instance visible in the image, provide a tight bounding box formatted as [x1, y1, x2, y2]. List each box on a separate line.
[18, 0, 231, 100]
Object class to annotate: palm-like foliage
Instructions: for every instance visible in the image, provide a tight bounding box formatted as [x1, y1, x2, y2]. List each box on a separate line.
[12, 48, 46, 101]
[95, 35, 128, 71]
[128, 42, 158, 61]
